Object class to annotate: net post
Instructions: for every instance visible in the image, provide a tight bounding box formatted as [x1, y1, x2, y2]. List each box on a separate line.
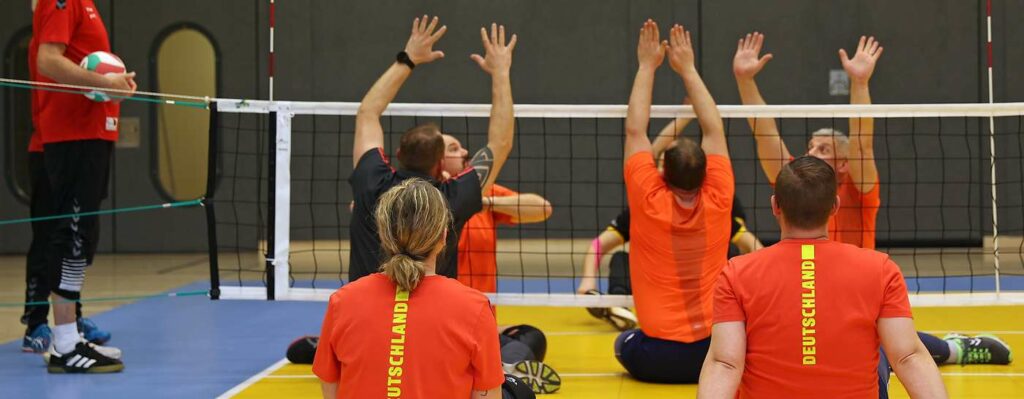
[986, 0, 1001, 296]
[266, 111, 277, 300]
[263, 109, 294, 300]
[204, 101, 221, 300]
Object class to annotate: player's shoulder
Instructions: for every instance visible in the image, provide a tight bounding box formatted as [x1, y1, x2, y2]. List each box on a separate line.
[333, 273, 388, 300]
[831, 241, 890, 264]
[430, 277, 492, 304]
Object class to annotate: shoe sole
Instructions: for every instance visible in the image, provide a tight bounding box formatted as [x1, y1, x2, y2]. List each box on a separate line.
[606, 307, 638, 331]
[47, 363, 124, 374]
[512, 361, 561, 394]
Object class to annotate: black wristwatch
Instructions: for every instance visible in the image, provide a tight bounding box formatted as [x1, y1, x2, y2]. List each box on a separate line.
[396, 51, 416, 70]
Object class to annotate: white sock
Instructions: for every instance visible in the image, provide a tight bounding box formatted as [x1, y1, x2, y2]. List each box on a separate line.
[53, 323, 80, 354]
[945, 340, 960, 364]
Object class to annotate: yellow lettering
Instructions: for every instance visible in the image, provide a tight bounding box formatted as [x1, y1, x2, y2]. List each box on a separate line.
[802, 328, 816, 336]
[389, 366, 403, 377]
[803, 356, 817, 365]
[390, 344, 404, 357]
[801, 308, 816, 318]
[801, 245, 815, 260]
[802, 317, 816, 327]
[395, 289, 409, 301]
[392, 323, 406, 335]
[390, 356, 404, 366]
[801, 260, 815, 270]
[802, 298, 815, 308]
[394, 302, 408, 313]
[803, 346, 816, 355]
[802, 336, 816, 346]
[392, 312, 407, 324]
[801, 271, 815, 282]
[387, 386, 401, 397]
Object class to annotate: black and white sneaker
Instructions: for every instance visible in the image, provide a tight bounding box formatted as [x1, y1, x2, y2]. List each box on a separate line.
[505, 360, 561, 394]
[47, 342, 124, 374]
[43, 340, 122, 365]
[584, 290, 638, 332]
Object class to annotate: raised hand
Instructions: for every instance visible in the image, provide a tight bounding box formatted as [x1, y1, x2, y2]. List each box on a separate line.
[470, 23, 517, 76]
[839, 36, 883, 84]
[404, 15, 447, 65]
[636, 19, 666, 70]
[733, 32, 773, 79]
[667, 24, 696, 77]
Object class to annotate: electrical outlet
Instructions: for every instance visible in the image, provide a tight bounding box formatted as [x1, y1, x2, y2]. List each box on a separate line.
[116, 117, 140, 148]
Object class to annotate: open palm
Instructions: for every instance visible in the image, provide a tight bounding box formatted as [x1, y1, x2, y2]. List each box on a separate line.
[732, 32, 772, 79]
[840, 36, 883, 83]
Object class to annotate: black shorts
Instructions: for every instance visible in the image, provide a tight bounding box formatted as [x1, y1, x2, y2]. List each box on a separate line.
[614, 328, 710, 384]
[43, 139, 113, 300]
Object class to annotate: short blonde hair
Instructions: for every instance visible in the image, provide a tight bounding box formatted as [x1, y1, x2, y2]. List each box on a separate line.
[374, 178, 452, 291]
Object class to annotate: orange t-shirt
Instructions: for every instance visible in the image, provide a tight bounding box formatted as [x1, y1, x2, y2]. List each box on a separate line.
[714, 239, 912, 398]
[313, 274, 505, 399]
[457, 184, 518, 293]
[830, 174, 881, 249]
[624, 151, 734, 343]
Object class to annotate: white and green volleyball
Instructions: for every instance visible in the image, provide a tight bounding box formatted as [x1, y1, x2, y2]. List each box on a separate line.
[79, 51, 126, 102]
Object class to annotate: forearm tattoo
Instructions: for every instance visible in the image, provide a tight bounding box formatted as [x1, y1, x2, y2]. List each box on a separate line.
[469, 146, 494, 188]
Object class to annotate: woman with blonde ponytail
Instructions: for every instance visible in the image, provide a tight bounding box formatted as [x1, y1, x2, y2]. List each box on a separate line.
[313, 179, 511, 399]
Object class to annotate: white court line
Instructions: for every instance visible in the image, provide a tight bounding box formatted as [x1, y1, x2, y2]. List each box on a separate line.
[217, 358, 290, 399]
[547, 330, 1024, 337]
[264, 371, 1024, 379]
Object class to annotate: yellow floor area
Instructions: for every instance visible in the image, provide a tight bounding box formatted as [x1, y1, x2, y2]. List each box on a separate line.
[231, 305, 1023, 398]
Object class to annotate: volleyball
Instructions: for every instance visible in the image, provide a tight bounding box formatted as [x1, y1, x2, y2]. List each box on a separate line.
[78, 51, 126, 102]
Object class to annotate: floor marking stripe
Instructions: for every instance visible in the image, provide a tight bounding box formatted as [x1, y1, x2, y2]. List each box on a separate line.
[217, 358, 290, 398]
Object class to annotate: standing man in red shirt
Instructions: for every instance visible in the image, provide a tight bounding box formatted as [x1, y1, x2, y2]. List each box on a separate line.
[21, 0, 112, 356]
[700, 156, 947, 399]
[616, 20, 733, 383]
[32, 0, 136, 373]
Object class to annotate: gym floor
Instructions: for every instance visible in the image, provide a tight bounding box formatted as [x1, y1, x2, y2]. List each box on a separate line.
[0, 254, 1022, 398]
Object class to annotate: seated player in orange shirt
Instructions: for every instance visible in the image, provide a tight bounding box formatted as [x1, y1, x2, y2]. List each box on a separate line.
[576, 113, 763, 332]
[698, 156, 948, 399]
[614, 20, 733, 384]
[734, 31, 1012, 383]
[313, 179, 536, 399]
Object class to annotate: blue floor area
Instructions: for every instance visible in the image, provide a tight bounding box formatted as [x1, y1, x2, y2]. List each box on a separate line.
[0, 282, 326, 399]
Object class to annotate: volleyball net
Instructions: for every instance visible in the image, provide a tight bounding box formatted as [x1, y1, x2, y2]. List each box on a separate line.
[206, 100, 1024, 307]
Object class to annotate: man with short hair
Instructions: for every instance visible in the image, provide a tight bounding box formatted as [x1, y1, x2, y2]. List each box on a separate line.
[733, 32, 1012, 385]
[33, 0, 136, 373]
[698, 156, 948, 399]
[614, 20, 732, 383]
[348, 17, 515, 282]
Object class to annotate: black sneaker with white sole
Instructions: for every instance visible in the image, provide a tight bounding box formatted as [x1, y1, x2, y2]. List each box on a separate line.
[584, 290, 638, 332]
[505, 360, 561, 394]
[47, 342, 124, 374]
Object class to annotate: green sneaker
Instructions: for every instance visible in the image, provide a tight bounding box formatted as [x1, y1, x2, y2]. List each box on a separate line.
[943, 333, 1013, 365]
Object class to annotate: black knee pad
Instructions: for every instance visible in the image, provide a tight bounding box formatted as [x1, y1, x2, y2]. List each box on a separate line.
[52, 288, 81, 302]
[501, 374, 537, 399]
[502, 324, 547, 362]
[608, 251, 632, 295]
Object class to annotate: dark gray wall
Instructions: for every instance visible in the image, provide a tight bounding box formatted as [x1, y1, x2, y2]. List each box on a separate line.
[2, 0, 1022, 253]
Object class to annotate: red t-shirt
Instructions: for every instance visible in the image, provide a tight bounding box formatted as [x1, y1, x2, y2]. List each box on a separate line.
[830, 174, 881, 249]
[32, 0, 120, 144]
[714, 239, 912, 398]
[624, 151, 735, 343]
[457, 184, 518, 293]
[313, 274, 505, 399]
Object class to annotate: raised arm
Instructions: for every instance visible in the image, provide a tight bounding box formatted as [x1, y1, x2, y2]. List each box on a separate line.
[697, 321, 747, 399]
[652, 97, 694, 160]
[37, 43, 136, 99]
[668, 24, 726, 157]
[624, 19, 666, 162]
[468, 23, 517, 194]
[840, 36, 882, 193]
[353, 15, 447, 166]
[733, 32, 788, 183]
[483, 193, 552, 223]
[878, 317, 948, 399]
